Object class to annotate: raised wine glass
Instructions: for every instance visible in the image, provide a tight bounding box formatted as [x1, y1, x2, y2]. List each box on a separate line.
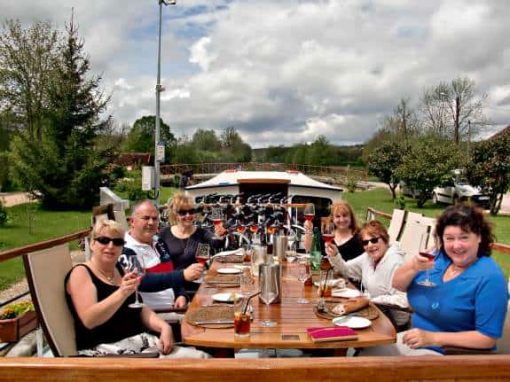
[417, 232, 437, 287]
[121, 255, 145, 308]
[259, 269, 279, 327]
[303, 203, 315, 224]
[194, 243, 210, 283]
[210, 207, 224, 227]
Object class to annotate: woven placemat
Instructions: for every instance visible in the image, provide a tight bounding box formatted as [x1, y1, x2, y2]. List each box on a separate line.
[214, 254, 245, 263]
[313, 302, 379, 321]
[186, 305, 235, 328]
[203, 274, 240, 287]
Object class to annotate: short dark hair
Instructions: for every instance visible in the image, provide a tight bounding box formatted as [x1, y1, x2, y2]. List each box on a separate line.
[435, 204, 494, 257]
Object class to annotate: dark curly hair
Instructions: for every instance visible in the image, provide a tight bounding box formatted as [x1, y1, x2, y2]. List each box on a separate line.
[435, 204, 494, 257]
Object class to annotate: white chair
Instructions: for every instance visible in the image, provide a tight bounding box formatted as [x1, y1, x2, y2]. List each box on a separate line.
[398, 220, 431, 261]
[387, 209, 406, 243]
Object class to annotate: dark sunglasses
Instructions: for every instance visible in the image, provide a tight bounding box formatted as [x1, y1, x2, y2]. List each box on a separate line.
[177, 208, 195, 216]
[95, 236, 125, 246]
[361, 237, 380, 246]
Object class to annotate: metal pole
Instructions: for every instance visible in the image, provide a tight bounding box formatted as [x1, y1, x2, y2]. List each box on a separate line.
[154, 0, 163, 206]
[154, 0, 175, 206]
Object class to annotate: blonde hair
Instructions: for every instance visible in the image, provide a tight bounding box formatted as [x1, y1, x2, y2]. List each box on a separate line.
[91, 219, 125, 240]
[330, 201, 359, 233]
[166, 192, 195, 225]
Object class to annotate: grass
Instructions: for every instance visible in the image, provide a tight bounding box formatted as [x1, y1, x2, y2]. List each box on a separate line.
[343, 187, 510, 276]
[0, 204, 91, 290]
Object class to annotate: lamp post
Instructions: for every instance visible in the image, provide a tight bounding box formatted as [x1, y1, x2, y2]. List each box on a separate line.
[154, 0, 176, 207]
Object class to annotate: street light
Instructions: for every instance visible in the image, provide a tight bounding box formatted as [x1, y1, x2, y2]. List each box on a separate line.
[154, 0, 176, 207]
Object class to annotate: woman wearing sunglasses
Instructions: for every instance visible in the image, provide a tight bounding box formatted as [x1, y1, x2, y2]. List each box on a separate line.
[159, 192, 227, 294]
[65, 219, 208, 358]
[326, 220, 410, 330]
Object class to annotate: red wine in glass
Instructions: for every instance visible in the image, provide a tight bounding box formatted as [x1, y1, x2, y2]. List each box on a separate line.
[237, 225, 247, 234]
[304, 213, 315, 222]
[250, 224, 258, 233]
[212, 218, 222, 226]
[195, 255, 209, 265]
[322, 233, 334, 244]
[417, 250, 436, 287]
[420, 251, 435, 261]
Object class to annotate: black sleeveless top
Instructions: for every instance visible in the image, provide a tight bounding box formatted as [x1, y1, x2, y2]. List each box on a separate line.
[64, 264, 145, 350]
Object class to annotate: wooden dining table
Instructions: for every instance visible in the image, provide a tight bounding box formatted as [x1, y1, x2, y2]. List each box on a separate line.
[181, 258, 396, 355]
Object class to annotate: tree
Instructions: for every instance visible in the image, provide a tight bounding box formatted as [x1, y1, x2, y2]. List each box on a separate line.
[191, 129, 221, 152]
[420, 77, 486, 145]
[123, 115, 175, 162]
[367, 141, 404, 200]
[396, 135, 463, 208]
[0, 20, 60, 141]
[220, 126, 252, 162]
[10, 17, 112, 209]
[308, 135, 334, 165]
[466, 132, 510, 215]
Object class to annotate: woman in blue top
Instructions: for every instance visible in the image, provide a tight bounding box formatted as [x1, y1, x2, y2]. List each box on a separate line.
[388, 204, 508, 355]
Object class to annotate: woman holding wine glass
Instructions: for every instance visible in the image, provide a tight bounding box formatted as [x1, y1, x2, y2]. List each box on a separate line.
[160, 193, 227, 295]
[304, 201, 364, 261]
[325, 220, 410, 330]
[65, 219, 209, 358]
[382, 204, 509, 355]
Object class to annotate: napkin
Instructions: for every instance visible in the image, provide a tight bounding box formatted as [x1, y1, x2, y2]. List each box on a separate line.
[213, 248, 244, 257]
[331, 297, 369, 316]
[306, 326, 358, 342]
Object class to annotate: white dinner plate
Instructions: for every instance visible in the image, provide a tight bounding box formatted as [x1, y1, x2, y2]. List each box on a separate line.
[217, 267, 242, 274]
[331, 288, 362, 298]
[211, 292, 244, 303]
[313, 279, 345, 288]
[332, 316, 372, 329]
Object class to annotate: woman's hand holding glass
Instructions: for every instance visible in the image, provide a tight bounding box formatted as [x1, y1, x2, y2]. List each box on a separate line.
[121, 256, 145, 308]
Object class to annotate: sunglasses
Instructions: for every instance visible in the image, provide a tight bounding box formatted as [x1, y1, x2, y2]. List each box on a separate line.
[95, 236, 125, 246]
[361, 237, 380, 246]
[177, 208, 195, 216]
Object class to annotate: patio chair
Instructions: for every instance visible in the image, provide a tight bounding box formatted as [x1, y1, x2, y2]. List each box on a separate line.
[23, 243, 157, 357]
[398, 219, 431, 261]
[387, 209, 406, 243]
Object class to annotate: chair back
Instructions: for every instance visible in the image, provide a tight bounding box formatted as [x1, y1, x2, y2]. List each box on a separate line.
[399, 220, 431, 261]
[497, 300, 510, 354]
[23, 244, 77, 357]
[387, 209, 406, 243]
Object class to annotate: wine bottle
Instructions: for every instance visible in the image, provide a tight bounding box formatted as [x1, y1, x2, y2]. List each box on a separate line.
[310, 227, 321, 272]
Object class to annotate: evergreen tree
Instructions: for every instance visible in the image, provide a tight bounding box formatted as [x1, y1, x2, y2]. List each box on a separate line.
[10, 17, 112, 209]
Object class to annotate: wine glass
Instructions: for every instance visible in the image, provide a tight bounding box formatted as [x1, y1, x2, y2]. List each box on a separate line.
[321, 219, 335, 245]
[121, 256, 145, 308]
[296, 255, 311, 304]
[417, 232, 437, 287]
[194, 243, 210, 283]
[210, 207, 224, 227]
[259, 268, 279, 327]
[303, 203, 315, 223]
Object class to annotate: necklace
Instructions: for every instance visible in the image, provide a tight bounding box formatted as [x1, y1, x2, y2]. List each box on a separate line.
[90, 261, 115, 283]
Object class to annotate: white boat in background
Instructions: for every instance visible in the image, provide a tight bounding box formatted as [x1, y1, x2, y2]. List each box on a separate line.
[185, 169, 342, 219]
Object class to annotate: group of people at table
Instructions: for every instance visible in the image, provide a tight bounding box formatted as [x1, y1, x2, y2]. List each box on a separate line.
[65, 193, 509, 358]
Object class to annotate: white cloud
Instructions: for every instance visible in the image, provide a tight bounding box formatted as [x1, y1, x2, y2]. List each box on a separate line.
[1, 0, 510, 147]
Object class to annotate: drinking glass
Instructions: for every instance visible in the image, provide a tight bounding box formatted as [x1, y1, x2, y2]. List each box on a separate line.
[122, 256, 145, 308]
[296, 256, 311, 304]
[259, 269, 279, 327]
[194, 243, 210, 283]
[417, 233, 436, 287]
[210, 207, 224, 227]
[321, 219, 335, 245]
[303, 203, 315, 223]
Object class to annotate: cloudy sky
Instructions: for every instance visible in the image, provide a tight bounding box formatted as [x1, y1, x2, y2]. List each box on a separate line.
[2, 0, 510, 148]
